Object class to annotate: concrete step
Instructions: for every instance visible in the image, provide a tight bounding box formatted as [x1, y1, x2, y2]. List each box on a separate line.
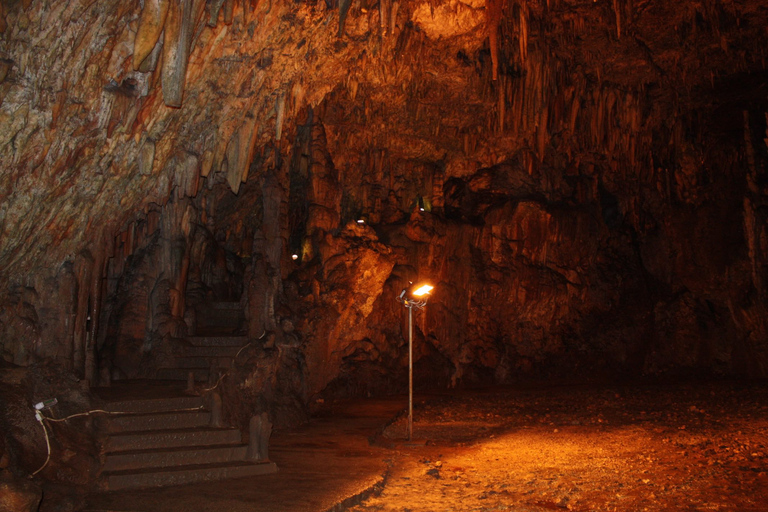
[105, 428, 242, 452]
[155, 368, 211, 382]
[103, 396, 205, 415]
[183, 345, 241, 358]
[103, 444, 248, 472]
[107, 411, 211, 433]
[103, 460, 277, 491]
[186, 336, 249, 347]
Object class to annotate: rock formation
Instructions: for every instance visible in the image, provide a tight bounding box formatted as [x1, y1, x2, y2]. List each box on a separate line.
[1, 0, 768, 491]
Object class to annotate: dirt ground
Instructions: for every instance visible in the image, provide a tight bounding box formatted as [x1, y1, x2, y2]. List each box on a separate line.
[78, 381, 768, 512]
[355, 381, 768, 512]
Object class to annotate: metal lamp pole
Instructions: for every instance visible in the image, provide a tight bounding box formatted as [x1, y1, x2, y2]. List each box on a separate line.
[398, 283, 433, 442]
[408, 302, 414, 441]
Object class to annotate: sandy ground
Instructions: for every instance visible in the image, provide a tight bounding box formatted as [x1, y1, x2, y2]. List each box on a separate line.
[80, 381, 768, 512]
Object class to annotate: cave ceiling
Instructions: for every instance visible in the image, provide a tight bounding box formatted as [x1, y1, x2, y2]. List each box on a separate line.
[0, 0, 765, 287]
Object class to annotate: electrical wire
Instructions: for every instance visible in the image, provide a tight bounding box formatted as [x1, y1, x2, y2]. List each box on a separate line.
[31, 412, 51, 476]
[41, 406, 205, 422]
[31, 330, 267, 474]
[200, 329, 264, 392]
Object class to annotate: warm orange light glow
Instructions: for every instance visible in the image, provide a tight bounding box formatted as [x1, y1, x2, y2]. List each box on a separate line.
[412, 284, 433, 297]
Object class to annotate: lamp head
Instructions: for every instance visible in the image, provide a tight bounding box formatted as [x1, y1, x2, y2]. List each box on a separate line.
[397, 281, 434, 309]
[411, 284, 433, 297]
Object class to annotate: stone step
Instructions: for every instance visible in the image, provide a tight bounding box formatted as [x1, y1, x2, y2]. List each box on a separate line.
[186, 335, 249, 347]
[105, 428, 242, 452]
[103, 444, 248, 472]
[174, 356, 234, 369]
[207, 302, 243, 310]
[155, 368, 211, 382]
[103, 396, 205, 415]
[103, 460, 278, 491]
[107, 411, 211, 433]
[183, 345, 242, 358]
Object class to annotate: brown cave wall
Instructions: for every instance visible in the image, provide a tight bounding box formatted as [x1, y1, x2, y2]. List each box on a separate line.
[0, 0, 767, 414]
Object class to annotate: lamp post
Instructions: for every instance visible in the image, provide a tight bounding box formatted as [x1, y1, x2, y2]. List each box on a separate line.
[397, 282, 433, 441]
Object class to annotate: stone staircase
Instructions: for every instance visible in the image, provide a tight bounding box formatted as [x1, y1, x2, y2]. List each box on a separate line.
[96, 300, 275, 490]
[156, 301, 250, 383]
[98, 392, 276, 490]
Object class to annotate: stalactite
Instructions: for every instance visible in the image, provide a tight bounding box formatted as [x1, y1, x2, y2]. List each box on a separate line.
[139, 137, 156, 175]
[201, 149, 214, 177]
[339, 0, 352, 37]
[223, 0, 234, 25]
[276, 93, 286, 141]
[519, 1, 528, 66]
[208, 0, 225, 26]
[613, 0, 621, 39]
[391, 1, 399, 34]
[498, 76, 505, 133]
[134, 0, 169, 70]
[380, 0, 390, 34]
[162, 0, 204, 107]
[486, 0, 504, 81]
[226, 117, 259, 194]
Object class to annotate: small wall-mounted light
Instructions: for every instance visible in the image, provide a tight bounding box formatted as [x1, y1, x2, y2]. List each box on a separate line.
[356, 219, 365, 224]
[291, 254, 299, 260]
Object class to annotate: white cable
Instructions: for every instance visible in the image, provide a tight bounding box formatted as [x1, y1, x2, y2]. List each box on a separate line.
[200, 329, 264, 392]
[41, 406, 204, 422]
[31, 411, 51, 476]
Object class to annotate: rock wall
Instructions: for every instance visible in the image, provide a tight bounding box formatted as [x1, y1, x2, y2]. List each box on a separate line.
[0, 0, 767, 416]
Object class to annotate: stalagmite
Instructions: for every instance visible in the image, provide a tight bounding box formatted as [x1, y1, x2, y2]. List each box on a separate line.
[133, 0, 170, 70]
[72, 251, 94, 377]
[85, 249, 106, 385]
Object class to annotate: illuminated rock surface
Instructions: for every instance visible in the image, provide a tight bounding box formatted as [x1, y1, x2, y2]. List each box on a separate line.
[1, 0, 768, 501]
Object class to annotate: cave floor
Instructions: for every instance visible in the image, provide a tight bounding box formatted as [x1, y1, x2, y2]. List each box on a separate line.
[80, 381, 768, 512]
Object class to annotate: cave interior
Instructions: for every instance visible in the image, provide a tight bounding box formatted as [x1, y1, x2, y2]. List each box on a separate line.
[1, 0, 768, 509]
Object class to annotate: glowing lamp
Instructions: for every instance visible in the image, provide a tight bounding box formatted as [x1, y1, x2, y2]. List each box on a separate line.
[396, 281, 434, 441]
[356, 219, 365, 224]
[291, 254, 298, 260]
